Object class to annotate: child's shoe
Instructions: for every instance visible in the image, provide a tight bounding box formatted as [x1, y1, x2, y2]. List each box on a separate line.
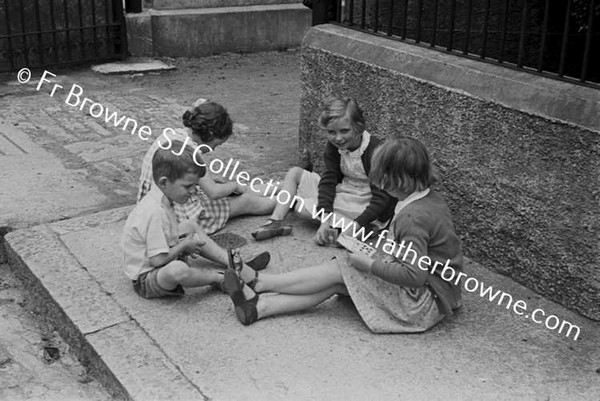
[251, 219, 292, 241]
[246, 251, 270, 271]
[222, 269, 259, 325]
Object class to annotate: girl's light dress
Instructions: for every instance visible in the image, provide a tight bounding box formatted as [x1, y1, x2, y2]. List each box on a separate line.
[339, 190, 447, 333]
[297, 131, 380, 225]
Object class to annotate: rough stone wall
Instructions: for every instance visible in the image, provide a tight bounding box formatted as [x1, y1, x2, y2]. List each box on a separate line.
[300, 35, 600, 320]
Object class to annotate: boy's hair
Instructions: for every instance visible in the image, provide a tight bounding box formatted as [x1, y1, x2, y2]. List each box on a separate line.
[318, 96, 366, 134]
[369, 137, 436, 194]
[182, 100, 233, 143]
[152, 140, 206, 184]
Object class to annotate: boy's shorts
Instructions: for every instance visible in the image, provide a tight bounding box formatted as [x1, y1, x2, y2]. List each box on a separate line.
[133, 268, 185, 299]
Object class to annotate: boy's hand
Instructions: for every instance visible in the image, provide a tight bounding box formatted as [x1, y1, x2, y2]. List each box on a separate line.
[347, 251, 374, 273]
[315, 222, 338, 246]
[182, 234, 206, 255]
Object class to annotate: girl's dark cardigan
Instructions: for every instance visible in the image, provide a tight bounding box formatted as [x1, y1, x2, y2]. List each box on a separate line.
[316, 136, 397, 227]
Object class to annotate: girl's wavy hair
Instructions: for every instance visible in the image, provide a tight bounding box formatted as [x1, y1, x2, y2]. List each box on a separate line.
[318, 96, 366, 134]
[182, 100, 233, 143]
[369, 137, 437, 194]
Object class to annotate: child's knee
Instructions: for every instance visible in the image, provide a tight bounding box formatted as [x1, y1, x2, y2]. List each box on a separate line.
[161, 260, 190, 283]
[334, 283, 349, 296]
[287, 166, 305, 182]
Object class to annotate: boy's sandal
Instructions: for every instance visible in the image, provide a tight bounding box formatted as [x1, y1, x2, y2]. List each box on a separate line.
[227, 248, 244, 273]
[246, 269, 260, 292]
[251, 219, 293, 241]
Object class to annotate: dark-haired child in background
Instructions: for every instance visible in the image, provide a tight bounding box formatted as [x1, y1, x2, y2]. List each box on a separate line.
[138, 98, 276, 235]
[136, 99, 273, 273]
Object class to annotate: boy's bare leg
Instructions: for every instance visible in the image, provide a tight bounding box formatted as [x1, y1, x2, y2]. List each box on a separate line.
[156, 260, 223, 289]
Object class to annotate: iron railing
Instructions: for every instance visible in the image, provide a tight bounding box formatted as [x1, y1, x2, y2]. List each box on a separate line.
[312, 0, 599, 89]
[0, 0, 127, 72]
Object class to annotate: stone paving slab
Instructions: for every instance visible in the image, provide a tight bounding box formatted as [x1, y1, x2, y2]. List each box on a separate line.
[0, 121, 107, 228]
[4, 208, 600, 400]
[91, 60, 176, 75]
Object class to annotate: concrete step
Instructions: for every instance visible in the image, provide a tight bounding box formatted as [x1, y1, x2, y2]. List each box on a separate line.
[150, 0, 302, 9]
[127, 4, 311, 57]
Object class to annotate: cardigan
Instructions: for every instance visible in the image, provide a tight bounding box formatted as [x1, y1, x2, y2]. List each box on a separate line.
[316, 135, 397, 227]
[371, 190, 463, 315]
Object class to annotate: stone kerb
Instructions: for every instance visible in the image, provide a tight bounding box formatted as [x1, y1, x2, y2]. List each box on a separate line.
[299, 24, 600, 320]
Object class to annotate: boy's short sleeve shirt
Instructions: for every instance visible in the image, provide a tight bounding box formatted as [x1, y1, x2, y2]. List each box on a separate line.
[121, 186, 179, 280]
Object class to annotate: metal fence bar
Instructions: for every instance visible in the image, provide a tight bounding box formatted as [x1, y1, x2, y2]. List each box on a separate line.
[537, 0, 550, 72]
[558, 0, 572, 76]
[33, 0, 44, 65]
[373, 0, 379, 32]
[580, 0, 595, 81]
[360, 0, 366, 29]
[447, 0, 456, 51]
[517, 0, 529, 67]
[464, 0, 472, 55]
[104, 0, 111, 56]
[78, 0, 85, 58]
[3, 0, 15, 70]
[401, 0, 407, 39]
[416, 0, 423, 43]
[18, 0, 29, 66]
[117, 0, 127, 57]
[498, 0, 510, 63]
[349, 0, 354, 26]
[91, 0, 99, 57]
[49, 0, 59, 64]
[387, 0, 394, 36]
[63, 0, 72, 61]
[481, 0, 491, 58]
[431, 0, 439, 47]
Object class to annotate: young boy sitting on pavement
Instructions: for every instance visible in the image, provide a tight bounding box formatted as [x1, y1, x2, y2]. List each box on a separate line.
[121, 140, 265, 298]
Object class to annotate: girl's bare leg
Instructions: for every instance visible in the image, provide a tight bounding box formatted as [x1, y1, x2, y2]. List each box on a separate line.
[269, 166, 305, 220]
[229, 193, 277, 217]
[256, 284, 349, 319]
[238, 259, 343, 295]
